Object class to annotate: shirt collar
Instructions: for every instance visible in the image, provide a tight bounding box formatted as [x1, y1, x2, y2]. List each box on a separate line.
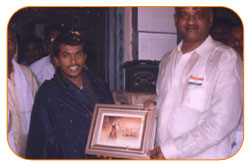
[177, 35, 214, 57]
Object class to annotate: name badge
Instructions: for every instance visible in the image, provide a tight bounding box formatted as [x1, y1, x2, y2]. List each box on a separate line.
[188, 75, 204, 86]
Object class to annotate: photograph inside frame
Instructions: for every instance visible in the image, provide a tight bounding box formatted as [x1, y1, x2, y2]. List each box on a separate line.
[85, 104, 156, 159]
[97, 113, 145, 149]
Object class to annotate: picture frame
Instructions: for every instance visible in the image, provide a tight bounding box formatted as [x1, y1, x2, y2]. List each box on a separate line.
[85, 104, 156, 159]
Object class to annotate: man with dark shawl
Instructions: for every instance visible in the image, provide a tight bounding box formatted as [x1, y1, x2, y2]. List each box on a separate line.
[26, 31, 114, 159]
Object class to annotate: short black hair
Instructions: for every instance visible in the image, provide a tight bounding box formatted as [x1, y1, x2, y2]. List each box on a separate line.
[175, 7, 214, 15]
[52, 31, 86, 58]
[8, 26, 17, 41]
[23, 35, 43, 47]
[44, 24, 64, 41]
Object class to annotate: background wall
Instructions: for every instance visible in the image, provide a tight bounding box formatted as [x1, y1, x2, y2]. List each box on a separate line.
[9, 7, 242, 90]
[137, 7, 177, 61]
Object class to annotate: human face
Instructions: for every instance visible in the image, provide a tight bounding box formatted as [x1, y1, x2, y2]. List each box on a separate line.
[228, 26, 243, 57]
[24, 42, 43, 65]
[55, 44, 86, 82]
[8, 30, 16, 60]
[175, 7, 213, 44]
[211, 24, 230, 45]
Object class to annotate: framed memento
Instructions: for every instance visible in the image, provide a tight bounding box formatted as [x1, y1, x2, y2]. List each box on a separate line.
[85, 104, 156, 159]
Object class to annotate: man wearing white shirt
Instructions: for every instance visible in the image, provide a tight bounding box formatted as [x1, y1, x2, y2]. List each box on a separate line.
[29, 55, 55, 86]
[146, 7, 243, 159]
[29, 25, 62, 85]
[8, 28, 39, 157]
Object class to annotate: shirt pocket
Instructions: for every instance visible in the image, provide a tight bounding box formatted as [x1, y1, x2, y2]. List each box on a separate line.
[182, 81, 208, 112]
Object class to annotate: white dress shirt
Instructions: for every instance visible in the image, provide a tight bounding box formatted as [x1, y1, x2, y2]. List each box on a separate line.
[8, 61, 38, 157]
[156, 35, 243, 159]
[29, 55, 55, 86]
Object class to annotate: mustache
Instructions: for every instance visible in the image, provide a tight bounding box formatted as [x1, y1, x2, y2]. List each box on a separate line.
[185, 24, 199, 30]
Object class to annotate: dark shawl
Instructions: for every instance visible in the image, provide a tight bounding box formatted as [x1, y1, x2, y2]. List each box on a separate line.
[26, 69, 114, 159]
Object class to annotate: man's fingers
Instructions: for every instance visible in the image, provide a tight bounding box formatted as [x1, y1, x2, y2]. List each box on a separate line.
[147, 146, 160, 159]
[143, 100, 156, 110]
[97, 154, 110, 159]
[147, 146, 166, 159]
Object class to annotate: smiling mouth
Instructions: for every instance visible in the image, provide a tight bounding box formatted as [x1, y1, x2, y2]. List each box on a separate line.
[69, 65, 79, 70]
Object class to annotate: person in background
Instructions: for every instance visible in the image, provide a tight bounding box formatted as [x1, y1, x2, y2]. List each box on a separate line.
[145, 7, 243, 159]
[228, 23, 243, 155]
[26, 31, 114, 159]
[29, 24, 63, 85]
[228, 23, 243, 60]
[210, 18, 233, 45]
[8, 27, 39, 157]
[20, 35, 46, 66]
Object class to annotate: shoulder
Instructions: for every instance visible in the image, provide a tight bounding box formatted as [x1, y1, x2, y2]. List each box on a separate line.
[84, 70, 102, 83]
[207, 39, 242, 77]
[214, 42, 241, 70]
[39, 78, 56, 92]
[83, 70, 114, 104]
[36, 77, 56, 95]
[196, 37, 239, 69]
[214, 40, 234, 52]
[33, 80, 58, 106]
[161, 50, 173, 61]
[19, 64, 37, 82]
[84, 70, 109, 89]
[19, 64, 39, 94]
[211, 39, 238, 60]
[159, 50, 174, 69]
[19, 64, 34, 75]
[32, 80, 57, 114]
[29, 55, 50, 72]
[86, 70, 109, 89]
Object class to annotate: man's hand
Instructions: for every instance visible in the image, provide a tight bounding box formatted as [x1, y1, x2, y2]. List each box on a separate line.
[147, 146, 165, 159]
[97, 154, 112, 159]
[143, 100, 156, 110]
